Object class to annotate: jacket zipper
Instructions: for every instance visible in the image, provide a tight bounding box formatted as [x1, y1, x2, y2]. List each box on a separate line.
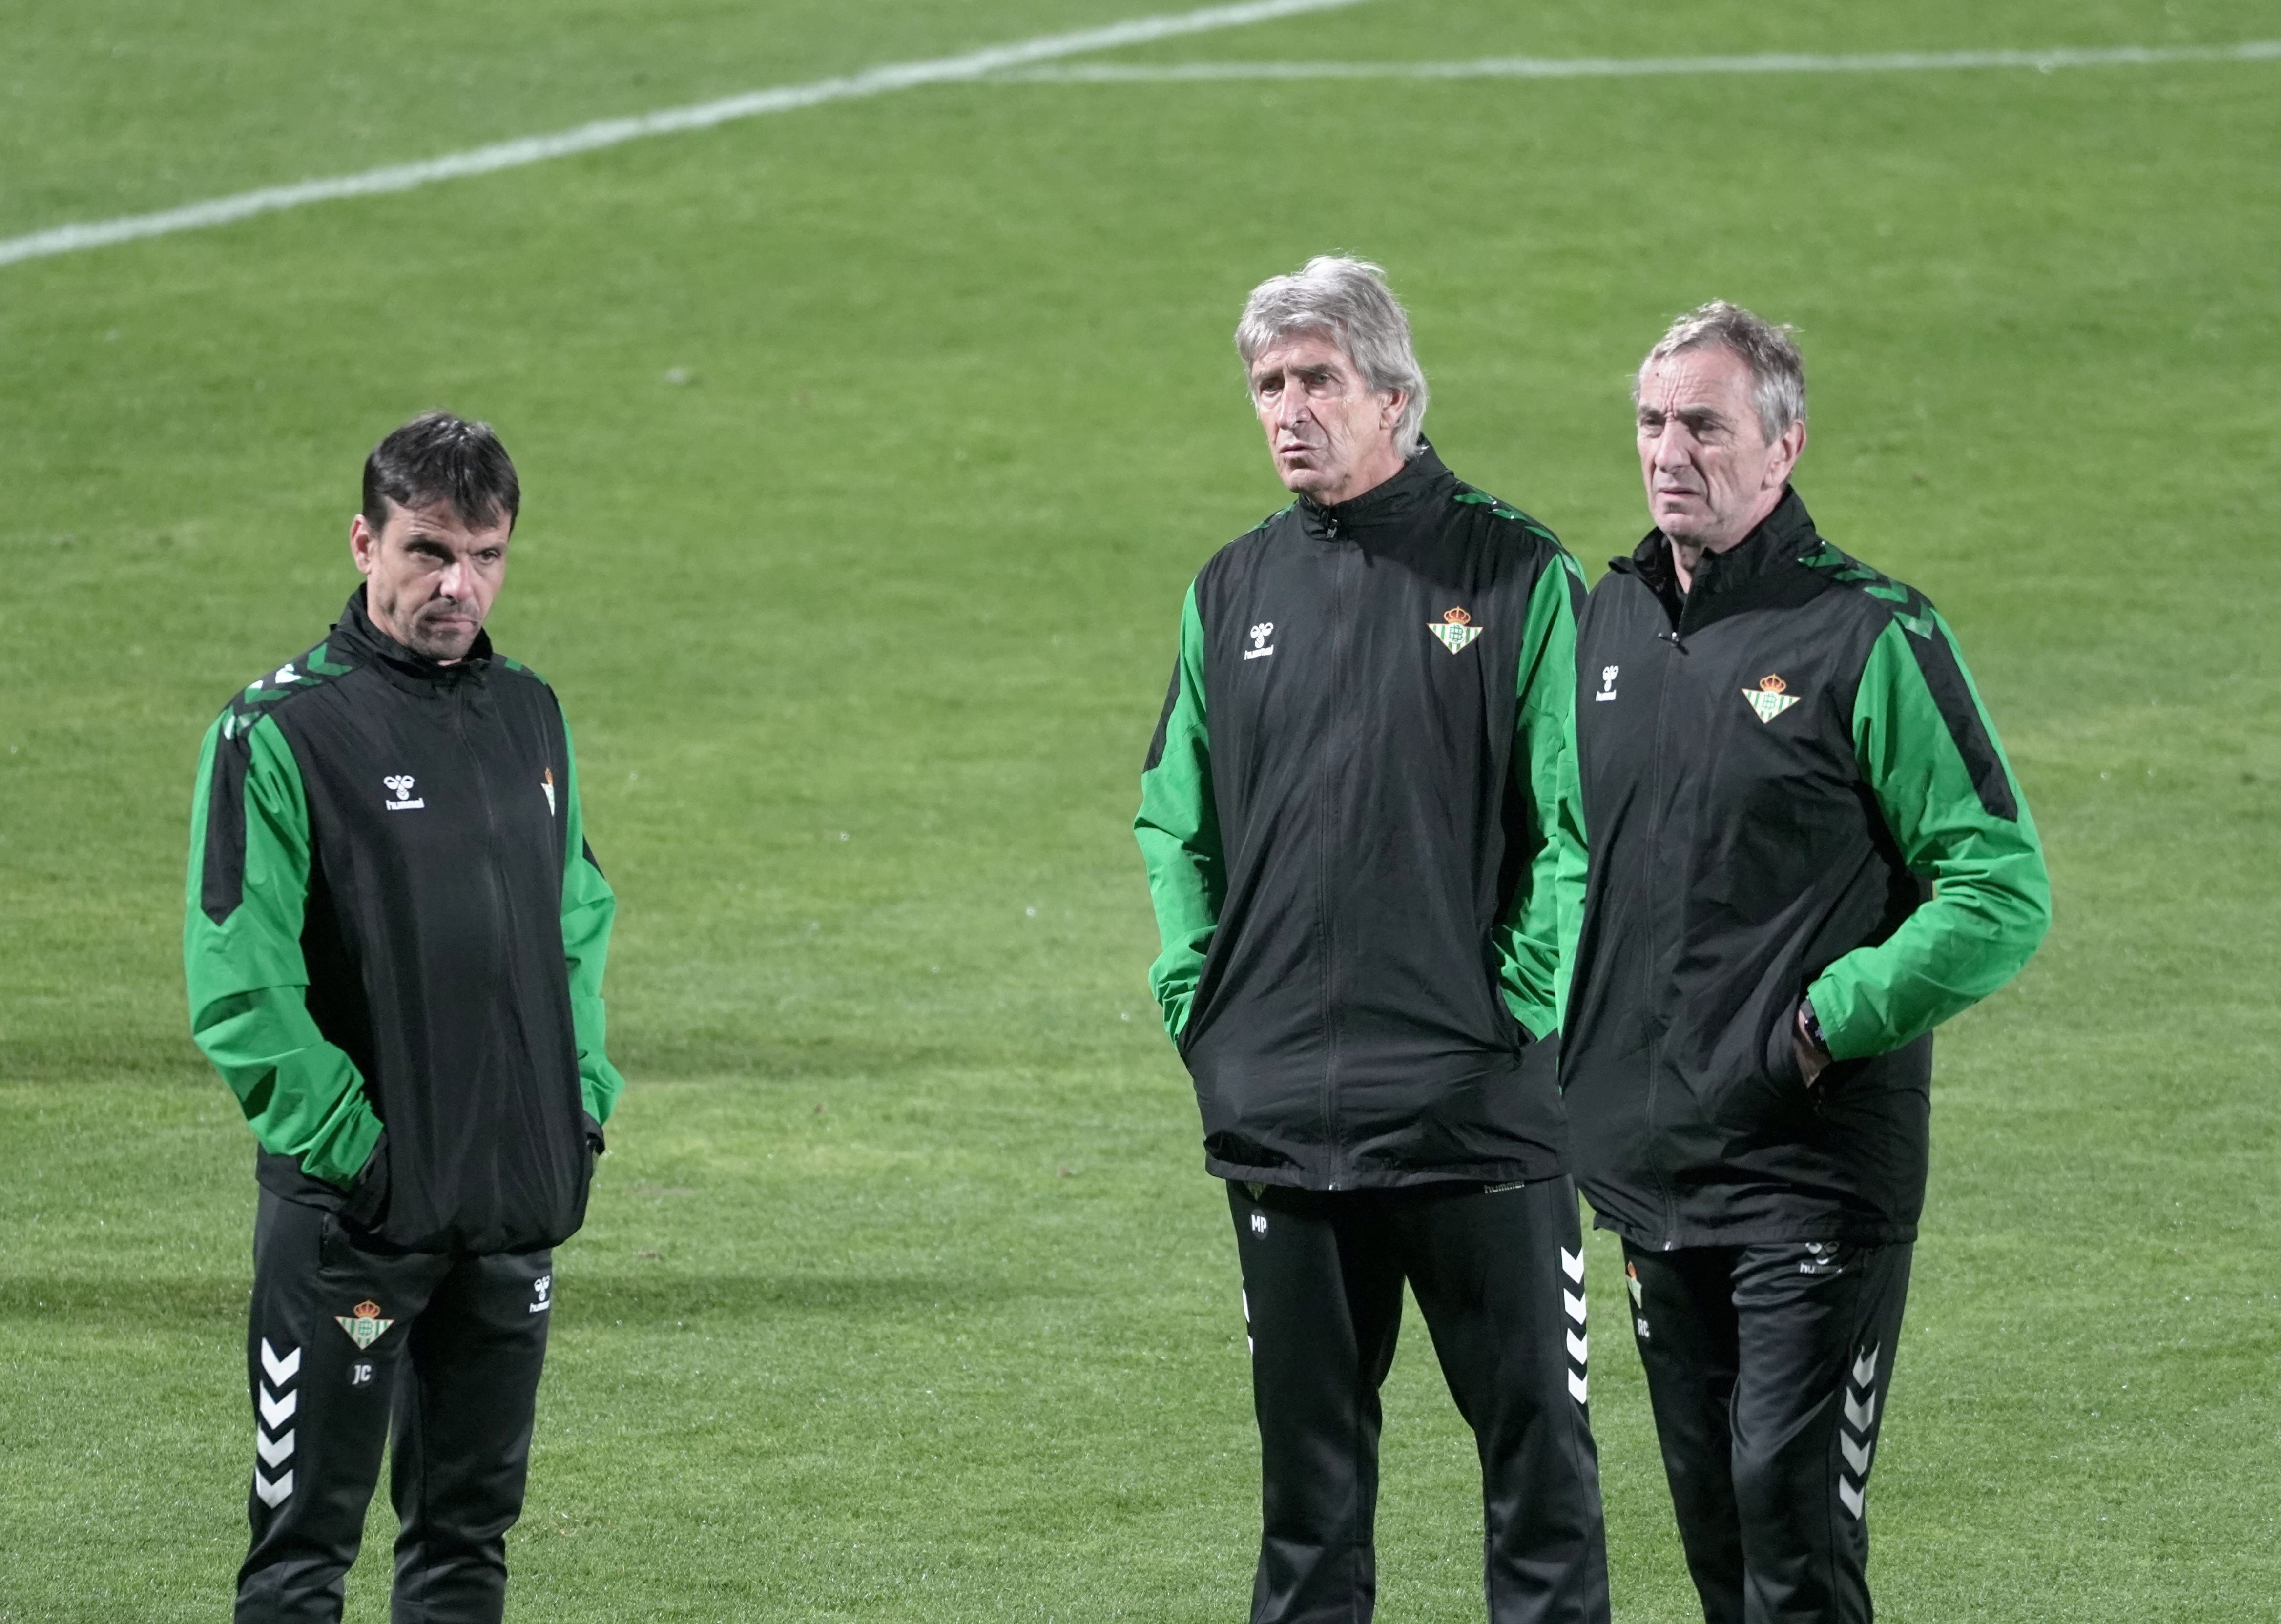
[1644, 597, 1684, 1248]
[1319, 515, 1351, 1188]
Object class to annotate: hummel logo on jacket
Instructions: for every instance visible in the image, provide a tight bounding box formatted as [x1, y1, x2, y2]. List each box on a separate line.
[1562, 488, 2051, 1247]
[184, 588, 623, 1255]
[1135, 447, 1589, 1190]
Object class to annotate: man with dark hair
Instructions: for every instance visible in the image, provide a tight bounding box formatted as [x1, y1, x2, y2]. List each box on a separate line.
[185, 410, 623, 1623]
[1562, 303, 2050, 1623]
[1136, 256, 1608, 1624]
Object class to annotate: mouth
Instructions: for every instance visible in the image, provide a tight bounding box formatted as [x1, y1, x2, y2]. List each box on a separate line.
[416, 614, 477, 644]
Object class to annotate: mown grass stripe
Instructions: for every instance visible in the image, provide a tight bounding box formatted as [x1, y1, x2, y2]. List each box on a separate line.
[0, 0, 1364, 270]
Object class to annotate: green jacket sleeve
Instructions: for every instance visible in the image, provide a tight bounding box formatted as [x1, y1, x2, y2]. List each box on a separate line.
[1133, 581, 1222, 1039]
[557, 709, 625, 1128]
[1496, 552, 1590, 1040]
[183, 712, 382, 1189]
[1808, 610, 2052, 1059]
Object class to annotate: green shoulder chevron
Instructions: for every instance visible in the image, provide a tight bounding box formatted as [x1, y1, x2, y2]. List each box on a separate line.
[1797, 540, 1938, 640]
[1453, 487, 1560, 549]
[217, 635, 360, 742]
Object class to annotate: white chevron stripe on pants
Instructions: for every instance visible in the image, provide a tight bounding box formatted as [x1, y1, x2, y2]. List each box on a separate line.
[252, 1337, 299, 1508]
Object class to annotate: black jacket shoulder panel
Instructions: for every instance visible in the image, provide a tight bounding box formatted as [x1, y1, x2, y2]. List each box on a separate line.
[1796, 537, 1931, 618]
[1190, 504, 1305, 660]
[1450, 483, 1560, 547]
[1464, 490, 1580, 609]
[1798, 542, 2016, 820]
[200, 633, 365, 924]
[490, 653, 559, 698]
[215, 630, 364, 740]
[1193, 505, 1293, 614]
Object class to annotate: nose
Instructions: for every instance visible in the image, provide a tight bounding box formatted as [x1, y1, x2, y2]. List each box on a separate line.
[436, 558, 470, 602]
[1272, 386, 1311, 433]
[1650, 423, 1692, 473]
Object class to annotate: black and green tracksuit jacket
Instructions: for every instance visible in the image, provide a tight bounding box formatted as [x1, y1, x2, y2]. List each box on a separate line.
[1135, 447, 1588, 1190]
[184, 588, 623, 1255]
[1563, 488, 2050, 1248]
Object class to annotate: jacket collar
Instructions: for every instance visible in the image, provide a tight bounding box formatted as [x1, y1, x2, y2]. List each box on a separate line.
[1294, 442, 1456, 539]
[330, 585, 493, 689]
[1610, 485, 1820, 617]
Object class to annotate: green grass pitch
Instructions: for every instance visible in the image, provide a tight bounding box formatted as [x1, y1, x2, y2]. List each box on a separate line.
[3, 1, 2279, 1618]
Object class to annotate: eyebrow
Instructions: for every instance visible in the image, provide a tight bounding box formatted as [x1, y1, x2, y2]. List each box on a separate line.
[1638, 404, 1730, 429]
[403, 531, 505, 551]
[1255, 363, 1342, 387]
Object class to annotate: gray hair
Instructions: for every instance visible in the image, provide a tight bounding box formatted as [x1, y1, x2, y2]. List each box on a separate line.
[1235, 256, 1431, 456]
[1635, 300, 1806, 444]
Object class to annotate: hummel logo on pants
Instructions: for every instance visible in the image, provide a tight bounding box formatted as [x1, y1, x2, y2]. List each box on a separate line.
[236, 1192, 554, 1624]
[1620, 1240, 1912, 1624]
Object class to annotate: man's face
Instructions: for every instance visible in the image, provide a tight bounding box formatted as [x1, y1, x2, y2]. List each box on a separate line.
[1635, 345, 1805, 549]
[1249, 333, 1406, 503]
[348, 499, 511, 662]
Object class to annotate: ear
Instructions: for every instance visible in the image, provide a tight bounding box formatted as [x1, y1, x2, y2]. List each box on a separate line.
[348, 513, 380, 578]
[1766, 418, 1807, 489]
[1380, 388, 1408, 430]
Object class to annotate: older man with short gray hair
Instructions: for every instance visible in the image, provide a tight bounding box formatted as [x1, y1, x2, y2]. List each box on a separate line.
[1563, 302, 2050, 1622]
[1136, 256, 1608, 1624]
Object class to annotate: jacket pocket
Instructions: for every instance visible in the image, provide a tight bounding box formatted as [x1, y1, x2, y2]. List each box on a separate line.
[338, 1131, 393, 1235]
[1700, 1005, 1810, 1137]
[1763, 1002, 1809, 1099]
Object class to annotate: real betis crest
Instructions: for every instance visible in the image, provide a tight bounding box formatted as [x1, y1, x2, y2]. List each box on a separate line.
[1430, 607, 1484, 653]
[336, 1300, 394, 1350]
[1743, 674, 1803, 723]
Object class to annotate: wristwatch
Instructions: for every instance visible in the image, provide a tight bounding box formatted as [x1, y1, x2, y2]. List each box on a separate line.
[1799, 998, 1827, 1054]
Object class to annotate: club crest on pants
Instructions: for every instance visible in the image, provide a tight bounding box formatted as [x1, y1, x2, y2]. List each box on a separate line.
[335, 1299, 394, 1350]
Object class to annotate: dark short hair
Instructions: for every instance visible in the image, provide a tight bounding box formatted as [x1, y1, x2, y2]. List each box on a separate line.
[360, 411, 520, 533]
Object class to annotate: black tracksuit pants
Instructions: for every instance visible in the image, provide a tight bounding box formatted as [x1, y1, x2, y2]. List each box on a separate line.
[1620, 1241, 1912, 1624]
[236, 1191, 555, 1624]
[1229, 1177, 1610, 1624]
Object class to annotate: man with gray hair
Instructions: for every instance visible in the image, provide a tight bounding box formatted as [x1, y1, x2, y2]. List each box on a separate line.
[1562, 301, 2050, 1621]
[1136, 255, 1609, 1624]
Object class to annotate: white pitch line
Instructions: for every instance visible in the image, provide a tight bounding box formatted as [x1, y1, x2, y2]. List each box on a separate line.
[1000, 38, 2281, 82]
[0, 0, 1363, 269]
